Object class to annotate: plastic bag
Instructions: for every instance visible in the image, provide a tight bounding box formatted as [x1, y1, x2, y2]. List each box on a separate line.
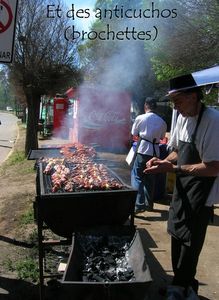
[125, 147, 136, 167]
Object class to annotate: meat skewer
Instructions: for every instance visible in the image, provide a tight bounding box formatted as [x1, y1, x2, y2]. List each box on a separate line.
[42, 143, 124, 193]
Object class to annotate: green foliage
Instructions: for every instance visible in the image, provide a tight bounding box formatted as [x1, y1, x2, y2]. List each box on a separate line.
[0, 150, 35, 176]
[0, 67, 14, 110]
[6, 151, 26, 165]
[80, 0, 219, 108]
[19, 209, 34, 225]
[149, 0, 219, 82]
[15, 258, 39, 282]
[3, 255, 39, 284]
[203, 89, 219, 105]
[3, 258, 16, 272]
[150, 58, 185, 81]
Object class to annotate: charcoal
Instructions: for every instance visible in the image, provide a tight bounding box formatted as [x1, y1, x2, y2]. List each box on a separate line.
[105, 270, 116, 281]
[77, 234, 136, 283]
[102, 249, 111, 256]
[122, 270, 134, 280]
[105, 257, 115, 265]
[82, 275, 88, 281]
[92, 274, 105, 282]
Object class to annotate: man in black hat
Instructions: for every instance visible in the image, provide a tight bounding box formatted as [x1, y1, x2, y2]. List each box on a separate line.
[144, 75, 219, 297]
[131, 97, 167, 213]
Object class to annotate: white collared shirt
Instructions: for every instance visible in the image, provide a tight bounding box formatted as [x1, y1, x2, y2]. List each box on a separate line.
[131, 112, 167, 157]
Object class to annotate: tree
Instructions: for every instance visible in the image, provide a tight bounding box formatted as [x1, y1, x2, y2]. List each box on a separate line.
[148, 0, 219, 81]
[8, 0, 81, 155]
[0, 67, 12, 110]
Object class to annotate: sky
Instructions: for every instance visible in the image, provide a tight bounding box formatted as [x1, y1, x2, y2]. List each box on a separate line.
[65, 0, 96, 6]
[64, 0, 96, 10]
[64, 0, 96, 30]
[68, 0, 96, 6]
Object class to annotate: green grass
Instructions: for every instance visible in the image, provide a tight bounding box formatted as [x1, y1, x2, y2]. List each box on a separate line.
[19, 209, 34, 225]
[3, 256, 38, 280]
[6, 150, 26, 165]
[15, 258, 39, 282]
[0, 151, 35, 175]
[3, 258, 16, 272]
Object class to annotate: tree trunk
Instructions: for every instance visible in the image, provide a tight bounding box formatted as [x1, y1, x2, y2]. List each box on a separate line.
[25, 92, 40, 156]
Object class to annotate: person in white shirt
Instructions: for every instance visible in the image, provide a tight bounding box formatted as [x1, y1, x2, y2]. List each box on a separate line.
[144, 74, 219, 297]
[131, 97, 167, 213]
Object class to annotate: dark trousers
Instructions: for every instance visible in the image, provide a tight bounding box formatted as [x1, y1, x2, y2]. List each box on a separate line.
[131, 153, 156, 209]
[171, 206, 213, 291]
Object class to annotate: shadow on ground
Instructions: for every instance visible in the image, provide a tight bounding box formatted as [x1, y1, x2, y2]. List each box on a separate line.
[0, 276, 39, 300]
[0, 235, 35, 248]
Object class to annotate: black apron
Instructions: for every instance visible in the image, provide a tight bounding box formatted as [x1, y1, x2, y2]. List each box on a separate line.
[167, 104, 216, 245]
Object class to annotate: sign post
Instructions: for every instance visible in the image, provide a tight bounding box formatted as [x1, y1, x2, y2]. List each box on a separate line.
[0, 0, 19, 63]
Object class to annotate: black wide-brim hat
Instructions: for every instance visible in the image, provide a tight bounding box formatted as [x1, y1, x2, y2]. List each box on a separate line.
[168, 74, 197, 95]
[167, 65, 219, 96]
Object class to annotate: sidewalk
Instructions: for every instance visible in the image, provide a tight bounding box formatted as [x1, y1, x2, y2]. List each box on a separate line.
[38, 136, 69, 148]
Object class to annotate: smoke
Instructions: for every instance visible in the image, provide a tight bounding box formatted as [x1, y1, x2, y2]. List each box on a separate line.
[83, 4, 153, 90]
[95, 41, 147, 91]
[73, 3, 154, 151]
[72, 15, 150, 151]
[52, 1, 168, 152]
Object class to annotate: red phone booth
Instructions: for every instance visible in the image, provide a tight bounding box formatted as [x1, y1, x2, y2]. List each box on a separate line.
[53, 96, 69, 138]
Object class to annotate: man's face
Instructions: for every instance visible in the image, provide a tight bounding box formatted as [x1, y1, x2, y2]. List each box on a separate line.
[170, 92, 199, 117]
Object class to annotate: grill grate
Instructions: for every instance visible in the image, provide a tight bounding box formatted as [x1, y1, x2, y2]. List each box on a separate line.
[39, 162, 127, 195]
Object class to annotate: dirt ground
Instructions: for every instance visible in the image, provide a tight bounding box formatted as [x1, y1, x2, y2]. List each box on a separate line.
[0, 125, 219, 300]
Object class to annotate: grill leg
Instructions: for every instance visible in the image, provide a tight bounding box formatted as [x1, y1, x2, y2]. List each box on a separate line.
[38, 222, 44, 300]
[36, 199, 45, 300]
[130, 211, 135, 226]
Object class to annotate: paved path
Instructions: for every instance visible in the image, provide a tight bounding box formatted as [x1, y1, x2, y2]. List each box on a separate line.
[0, 112, 18, 163]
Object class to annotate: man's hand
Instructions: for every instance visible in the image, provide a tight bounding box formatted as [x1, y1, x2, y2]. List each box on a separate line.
[144, 158, 175, 174]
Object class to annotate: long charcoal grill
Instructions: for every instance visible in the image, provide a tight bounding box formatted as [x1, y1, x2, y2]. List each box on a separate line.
[33, 150, 151, 300]
[36, 162, 136, 237]
[28, 147, 76, 160]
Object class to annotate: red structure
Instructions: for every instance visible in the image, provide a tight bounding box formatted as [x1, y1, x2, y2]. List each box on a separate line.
[65, 87, 76, 99]
[53, 96, 69, 138]
[69, 86, 132, 152]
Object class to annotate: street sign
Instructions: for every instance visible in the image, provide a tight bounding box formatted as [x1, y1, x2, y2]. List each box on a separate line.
[0, 0, 19, 63]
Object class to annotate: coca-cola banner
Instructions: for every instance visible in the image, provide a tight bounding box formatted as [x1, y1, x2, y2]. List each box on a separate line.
[76, 85, 131, 152]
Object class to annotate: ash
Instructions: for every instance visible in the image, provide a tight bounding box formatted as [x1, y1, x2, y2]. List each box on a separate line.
[78, 234, 136, 282]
